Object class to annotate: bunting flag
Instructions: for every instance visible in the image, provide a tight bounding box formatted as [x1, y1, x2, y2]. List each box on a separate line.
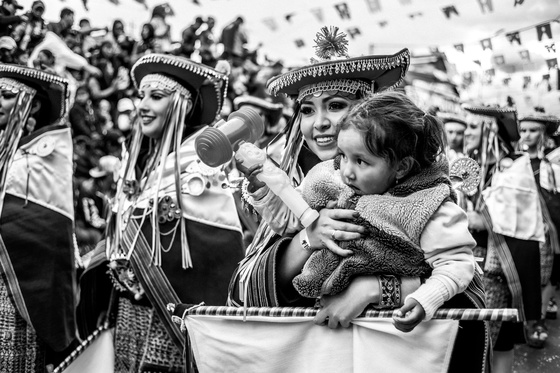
[285, 13, 295, 22]
[494, 55, 505, 65]
[485, 68, 496, 76]
[514, 0, 525, 6]
[523, 76, 531, 89]
[409, 12, 423, 19]
[503, 77, 511, 86]
[365, 0, 382, 13]
[442, 6, 459, 19]
[537, 22, 553, 41]
[463, 72, 474, 85]
[379, 21, 388, 27]
[506, 31, 521, 45]
[545, 43, 556, 53]
[347, 27, 361, 39]
[310, 8, 324, 22]
[335, 3, 352, 19]
[478, 0, 494, 13]
[520, 50, 531, 61]
[81, 0, 88, 10]
[481, 38, 493, 51]
[134, 0, 149, 9]
[295, 39, 305, 48]
[453, 44, 464, 52]
[108, 0, 119, 4]
[263, 18, 278, 31]
[546, 58, 558, 69]
[473, 60, 482, 66]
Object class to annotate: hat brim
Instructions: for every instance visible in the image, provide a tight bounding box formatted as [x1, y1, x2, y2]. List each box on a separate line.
[266, 48, 410, 98]
[131, 54, 227, 125]
[436, 112, 467, 127]
[0, 64, 68, 123]
[519, 115, 560, 136]
[462, 105, 519, 143]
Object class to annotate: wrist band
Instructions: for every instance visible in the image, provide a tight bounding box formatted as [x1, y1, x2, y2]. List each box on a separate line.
[377, 275, 401, 309]
[299, 228, 312, 252]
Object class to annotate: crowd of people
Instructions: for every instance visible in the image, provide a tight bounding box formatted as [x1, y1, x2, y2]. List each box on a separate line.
[0, 1, 559, 372]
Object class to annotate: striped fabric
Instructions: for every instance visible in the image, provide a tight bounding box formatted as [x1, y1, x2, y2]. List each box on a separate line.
[177, 305, 518, 322]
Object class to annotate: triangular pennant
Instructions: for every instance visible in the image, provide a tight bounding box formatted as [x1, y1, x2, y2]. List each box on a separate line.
[442, 5, 459, 19]
[335, 3, 352, 19]
[379, 21, 388, 27]
[506, 32, 521, 45]
[536, 22, 553, 41]
[514, 0, 525, 6]
[454, 44, 464, 52]
[485, 68, 495, 76]
[478, 0, 493, 13]
[503, 77, 511, 86]
[523, 76, 531, 89]
[520, 50, 530, 61]
[480, 38, 493, 51]
[545, 43, 556, 53]
[347, 27, 361, 39]
[494, 55, 505, 65]
[365, 0, 382, 13]
[285, 13, 295, 22]
[310, 8, 324, 22]
[546, 58, 558, 70]
[473, 60, 482, 66]
[295, 39, 305, 48]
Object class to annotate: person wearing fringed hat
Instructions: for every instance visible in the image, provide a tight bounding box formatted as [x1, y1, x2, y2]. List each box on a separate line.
[462, 104, 544, 371]
[229, 27, 489, 373]
[436, 111, 468, 162]
[518, 112, 560, 349]
[0, 65, 77, 372]
[80, 54, 245, 372]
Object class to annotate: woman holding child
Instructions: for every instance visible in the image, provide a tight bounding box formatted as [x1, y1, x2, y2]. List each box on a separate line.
[229, 27, 489, 373]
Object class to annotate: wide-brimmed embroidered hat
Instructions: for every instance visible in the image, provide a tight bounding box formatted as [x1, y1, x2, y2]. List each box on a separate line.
[131, 54, 228, 125]
[519, 113, 560, 136]
[436, 111, 467, 127]
[266, 26, 410, 102]
[0, 64, 69, 123]
[462, 104, 519, 145]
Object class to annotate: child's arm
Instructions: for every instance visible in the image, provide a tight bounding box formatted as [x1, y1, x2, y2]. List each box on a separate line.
[401, 201, 476, 322]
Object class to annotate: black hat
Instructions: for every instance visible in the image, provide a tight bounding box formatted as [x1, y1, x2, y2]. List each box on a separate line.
[519, 113, 560, 136]
[436, 112, 467, 127]
[131, 54, 228, 125]
[462, 104, 519, 150]
[0, 64, 69, 123]
[267, 27, 410, 102]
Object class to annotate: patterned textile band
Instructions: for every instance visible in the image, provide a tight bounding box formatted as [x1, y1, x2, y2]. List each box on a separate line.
[378, 275, 401, 309]
[173, 305, 518, 322]
[140, 74, 192, 99]
[0, 78, 37, 96]
[296, 78, 373, 102]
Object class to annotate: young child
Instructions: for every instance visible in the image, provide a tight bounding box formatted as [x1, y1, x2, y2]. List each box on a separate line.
[241, 91, 476, 331]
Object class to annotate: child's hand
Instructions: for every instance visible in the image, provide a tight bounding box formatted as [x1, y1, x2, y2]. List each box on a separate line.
[392, 298, 425, 333]
[237, 161, 266, 193]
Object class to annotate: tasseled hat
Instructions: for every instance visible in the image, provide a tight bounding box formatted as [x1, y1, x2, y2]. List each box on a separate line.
[436, 111, 467, 127]
[131, 54, 228, 125]
[519, 113, 560, 136]
[462, 104, 519, 153]
[266, 26, 410, 102]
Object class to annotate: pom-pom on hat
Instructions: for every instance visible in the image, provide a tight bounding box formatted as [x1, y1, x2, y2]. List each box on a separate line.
[519, 113, 560, 136]
[0, 64, 69, 123]
[131, 54, 228, 125]
[462, 104, 519, 151]
[266, 26, 410, 102]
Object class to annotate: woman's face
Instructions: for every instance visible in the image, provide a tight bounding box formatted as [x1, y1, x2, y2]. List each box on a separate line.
[464, 114, 484, 154]
[300, 91, 355, 161]
[519, 120, 544, 150]
[0, 89, 17, 128]
[137, 86, 172, 139]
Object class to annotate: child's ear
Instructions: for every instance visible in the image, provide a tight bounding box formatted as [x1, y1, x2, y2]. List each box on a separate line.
[395, 156, 414, 180]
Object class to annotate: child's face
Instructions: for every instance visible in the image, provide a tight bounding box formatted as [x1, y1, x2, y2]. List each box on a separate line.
[300, 91, 355, 161]
[338, 127, 397, 196]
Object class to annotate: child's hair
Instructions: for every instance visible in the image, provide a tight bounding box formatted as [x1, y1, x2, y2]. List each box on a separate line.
[339, 91, 445, 176]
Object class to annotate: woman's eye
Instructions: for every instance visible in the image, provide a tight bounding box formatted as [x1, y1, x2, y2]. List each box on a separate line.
[329, 102, 348, 111]
[300, 106, 314, 115]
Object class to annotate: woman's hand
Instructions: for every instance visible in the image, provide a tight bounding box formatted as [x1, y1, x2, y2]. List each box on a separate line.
[314, 276, 379, 329]
[306, 201, 364, 257]
[393, 298, 425, 333]
[236, 161, 266, 193]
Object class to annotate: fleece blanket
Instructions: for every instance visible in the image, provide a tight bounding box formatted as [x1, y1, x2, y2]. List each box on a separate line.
[294, 158, 453, 297]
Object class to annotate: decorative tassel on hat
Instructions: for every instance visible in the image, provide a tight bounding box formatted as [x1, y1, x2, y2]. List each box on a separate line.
[312, 26, 349, 62]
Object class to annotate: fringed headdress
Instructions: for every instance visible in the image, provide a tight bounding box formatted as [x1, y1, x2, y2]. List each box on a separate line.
[0, 65, 69, 214]
[107, 54, 228, 269]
